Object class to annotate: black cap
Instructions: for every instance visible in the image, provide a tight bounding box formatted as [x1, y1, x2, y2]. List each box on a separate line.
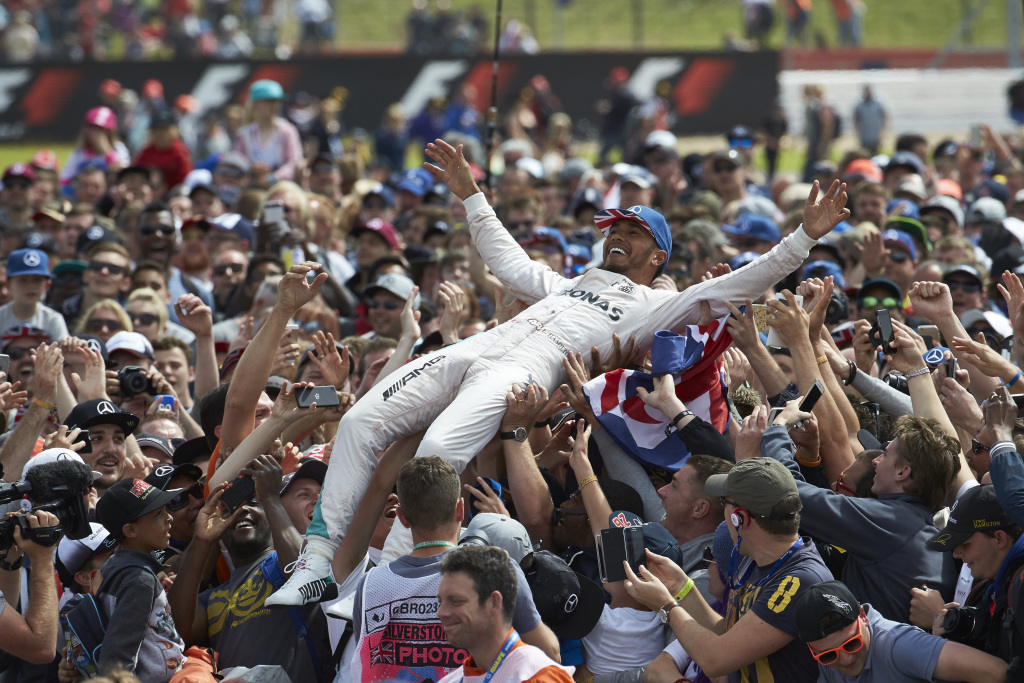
[172, 436, 213, 466]
[64, 398, 139, 436]
[135, 433, 174, 460]
[20, 232, 59, 253]
[520, 550, 605, 639]
[96, 477, 180, 537]
[72, 334, 113, 368]
[145, 462, 204, 490]
[280, 458, 328, 495]
[928, 484, 1012, 550]
[792, 580, 860, 642]
[149, 109, 177, 128]
[76, 223, 118, 255]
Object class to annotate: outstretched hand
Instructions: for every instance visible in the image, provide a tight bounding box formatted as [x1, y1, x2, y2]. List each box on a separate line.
[802, 180, 851, 239]
[424, 139, 481, 200]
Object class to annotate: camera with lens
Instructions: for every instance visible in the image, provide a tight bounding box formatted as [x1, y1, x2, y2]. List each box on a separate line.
[943, 605, 989, 646]
[882, 373, 909, 395]
[824, 291, 850, 325]
[0, 461, 93, 551]
[118, 366, 154, 398]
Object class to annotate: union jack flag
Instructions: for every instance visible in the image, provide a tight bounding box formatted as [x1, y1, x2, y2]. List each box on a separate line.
[369, 639, 395, 666]
[594, 206, 652, 235]
[582, 316, 733, 471]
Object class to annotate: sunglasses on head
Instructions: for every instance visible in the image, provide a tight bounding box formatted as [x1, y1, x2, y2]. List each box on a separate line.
[167, 482, 205, 511]
[832, 470, 860, 497]
[140, 224, 175, 237]
[945, 280, 982, 293]
[86, 318, 124, 333]
[809, 615, 866, 665]
[130, 313, 159, 327]
[367, 300, 402, 311]
[213, 263, 245, 276]
[88, 260, 126, 276]
[860, 296, 898, 310]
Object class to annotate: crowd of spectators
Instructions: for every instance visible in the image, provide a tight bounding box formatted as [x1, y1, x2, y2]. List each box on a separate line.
[0, 66, 1022, 683]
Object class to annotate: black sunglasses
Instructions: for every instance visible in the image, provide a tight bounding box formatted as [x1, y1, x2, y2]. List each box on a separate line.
[88, 260, 127, 276]
[971, 439, 990, 454]
[130, 313, 159, 327]
[945, 280, 982, 294]
[367, 300, 402, 311]
[213, 263, 245, 277]
[140, 224, 175, 237]
[86, 318, 124, 333]
[167, 482, 205, 511]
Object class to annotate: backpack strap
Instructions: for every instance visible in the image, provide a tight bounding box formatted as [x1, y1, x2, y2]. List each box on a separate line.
[261, 553, 323, 680]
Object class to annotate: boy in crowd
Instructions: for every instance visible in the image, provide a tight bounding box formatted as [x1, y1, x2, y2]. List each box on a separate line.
[0, 248, 68, 341]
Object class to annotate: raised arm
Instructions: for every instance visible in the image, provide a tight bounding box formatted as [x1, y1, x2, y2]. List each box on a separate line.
[499, 385, 557, 540]
[175, 295, 218, 406]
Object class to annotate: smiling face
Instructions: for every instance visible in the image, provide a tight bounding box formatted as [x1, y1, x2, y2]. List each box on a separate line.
[222, 499, 273, 558]
[167, 474, 204, 542]
[437, 570, 495, 651]
[368, 290, 405, 339]
[952, 531, 1008, 581]
[280, 478, 321, 534]
[807, 613, 870, 677]
[83, 424, 127, 489]
[601, 220, 663, 283]
[871, 439, 907, 496]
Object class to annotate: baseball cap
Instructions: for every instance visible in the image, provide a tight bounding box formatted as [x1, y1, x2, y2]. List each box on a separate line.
[727, 125, 754, 148]
[136, 433, 175, 461]
[842, 158, 882, 183]
[856, 278, 903, 304]
[928, 484, 1012, 550]
[397, 169, 431, 197]
[145, 462, 204, 490]
[728, 251, 760, 270]
[7, 249, 53, 279]
[96, 478, 180, 537]
[921, 195, 965, 227]
[802, 260, 845, 289]
[704, 457, 800, 519]
[520, 550, 605, 639]
[517, 157, 545, 180]
[217, 151, 252, 174]
[280, 458, 327, 496]
[594, 206, 672, 257]
[645, 130, 678, 152]
[561, 158, 594, 182]
[365, 273, 420, 307]
[30, 150, 60, 173]
[172, 436, 214, 466]
[76, 223, 118, 255]
[792, 580, 860, 642]
[55, 522, 118, 588]
[54, 260, 87, 277]
[519, 227, 568, 254]
[21, 232, 60, 254]
[363, 183, 396, 208]
[966, 197, 1006, 224]
[22, 447, 101, 482]
[3, 163, 36, 183]
[960, 309, 1013, 340]
[352, 218, 400, 250]
[249, 79, 284, 102]
[722, 214, 781, 245]
[84, 106, 118, 131]
[884, 216, 929, 251]
[106, 331, 154, 361]
[1, 323, 49, 349]
[73, 334, 111, 367]
[619, 169, 653, 190]
[880, 229, 918, 262]
[64, 398, 140, 436]
[709, 149, 745, 168]
[885, 151, 925, 176]
[462, 513, 533, 563]
[936, 178, 964, 201]
[33, 199, 68, 224]
[734, 195, 783, 223]
[942, 263, 983, 286]
[894, 174, 927, 201]
[149, 109, 177, 128]
[886, 199, 920, 221]
[208, 213, 255, 246]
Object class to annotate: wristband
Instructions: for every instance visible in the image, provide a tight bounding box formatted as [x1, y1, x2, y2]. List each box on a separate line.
[578, 475, 598, 491]
[1002, 369, 1022, 388]
[794, 446, 822, 468]
[816, 355, 828, 365]
[673, 577, 695, 602]
[665, 410, 695, 437]
[844, 360, 858, 385]
[905, 367, 930, 379]
[0, 555, 22, 571]
[32, 397, 56, 411]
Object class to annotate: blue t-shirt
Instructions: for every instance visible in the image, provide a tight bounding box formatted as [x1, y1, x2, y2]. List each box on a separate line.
[818, 605, 945, 682]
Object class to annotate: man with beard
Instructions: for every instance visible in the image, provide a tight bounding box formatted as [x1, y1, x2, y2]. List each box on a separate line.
[63, 398, 142, 496]
[0, 164, 37, 232]
[271, 139, 852, 606]
[177, 216, 214, 292]
[167, 453, 333, 682]
[138, 204, 214, 310]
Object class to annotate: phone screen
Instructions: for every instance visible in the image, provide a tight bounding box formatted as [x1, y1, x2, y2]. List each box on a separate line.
[263, 200, 284, 225]
[876, 309, 895, 349]
[798, 380, 825, 413]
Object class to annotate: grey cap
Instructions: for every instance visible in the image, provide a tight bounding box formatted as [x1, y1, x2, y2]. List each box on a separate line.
[704, 457, 800, 518]
[966, 196, 1006, 224]
[921, 195, 964, 227]
[217, 151, 251, 174]
[365, 273, 421, 308]
[462, 513, 533, 563]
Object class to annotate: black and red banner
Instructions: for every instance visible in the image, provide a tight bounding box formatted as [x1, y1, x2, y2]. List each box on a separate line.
[0, 51, 777, 142]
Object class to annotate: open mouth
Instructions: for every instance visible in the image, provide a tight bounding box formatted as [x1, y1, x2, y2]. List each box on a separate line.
[96, 456, 119, 470]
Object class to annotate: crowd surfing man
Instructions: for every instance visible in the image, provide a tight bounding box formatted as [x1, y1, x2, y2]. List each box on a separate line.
[269, 138, 852, 606]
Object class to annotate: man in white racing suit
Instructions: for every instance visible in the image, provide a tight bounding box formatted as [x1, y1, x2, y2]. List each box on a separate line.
[267, 139, 851, 607]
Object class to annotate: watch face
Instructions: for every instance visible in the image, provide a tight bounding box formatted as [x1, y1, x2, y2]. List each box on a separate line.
[514, 427, 528, 442]
[659, 607, 669, 624]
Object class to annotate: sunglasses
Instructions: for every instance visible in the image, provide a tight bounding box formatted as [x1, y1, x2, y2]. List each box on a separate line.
[945, 280, 982, 294]
[832, 470, 859, 497]
[216, 166, 245, 179]
[167, 482, 205, 512]
[88, 260, 126, 276]
[6, 347, 33, 360]
[700, 545, 715, 570]
[860, 296, 898, 310]
[213, 263, 245, 277]
[86, 318, 124, 333]
[130, 313, 159, 327]
[367, 300, 402, 311]
[887, 251, 910, 263]
[4, 179, 32, 190]
[809, 616, 865, 665]
[140, 224, 175, 237]
[507, 219, 536, 231]
[972, 438, 990, 454]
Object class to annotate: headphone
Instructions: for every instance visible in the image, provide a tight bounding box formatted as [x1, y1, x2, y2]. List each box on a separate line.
[730, 508, 748, 530]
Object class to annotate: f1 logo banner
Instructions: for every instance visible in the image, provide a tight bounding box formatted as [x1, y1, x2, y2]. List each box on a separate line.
[0, 51, 776, 142]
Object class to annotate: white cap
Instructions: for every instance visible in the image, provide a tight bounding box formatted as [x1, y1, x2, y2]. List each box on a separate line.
[645, 130, 677, 151]
[22, 447, 101, 481]
[106, 331, 154, 360]
[961, 309, 1013, 340]
[182, 169, 213, 194]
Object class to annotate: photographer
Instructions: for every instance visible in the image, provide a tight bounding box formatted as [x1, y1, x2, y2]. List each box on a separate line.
[0, 509, 62, 664]
[928, 387, 1024, 673]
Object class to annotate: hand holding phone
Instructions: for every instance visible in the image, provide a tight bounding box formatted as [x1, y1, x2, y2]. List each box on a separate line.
[220, 475, 256, 512]
[296, 385, 340, 408]
[875, 309, 895, 351]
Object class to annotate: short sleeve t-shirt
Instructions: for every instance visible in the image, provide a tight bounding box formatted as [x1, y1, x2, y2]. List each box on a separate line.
[0, 301, 68, 344]
[818, 605, 944, 683]
[724, 539, 833, 683]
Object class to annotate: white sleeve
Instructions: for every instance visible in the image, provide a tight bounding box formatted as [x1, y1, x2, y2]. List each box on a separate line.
[661, 639, 691, 671]
[464, 192, 569, 304]
[647, 225, 817, 332]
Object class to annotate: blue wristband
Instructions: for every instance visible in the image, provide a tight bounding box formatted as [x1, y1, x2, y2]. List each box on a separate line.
[1002, 369, 1022, 388]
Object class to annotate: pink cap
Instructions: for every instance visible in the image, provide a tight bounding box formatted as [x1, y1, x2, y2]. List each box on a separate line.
[84, 106, 117, 131]
[936, 178, 964, 201]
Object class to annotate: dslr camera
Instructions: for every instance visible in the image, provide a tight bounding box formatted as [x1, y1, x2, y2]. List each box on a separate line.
[943, 605, 989, 646]
[118, 366, 155, 398]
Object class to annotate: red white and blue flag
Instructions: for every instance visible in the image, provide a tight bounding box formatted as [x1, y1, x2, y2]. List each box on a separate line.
[582, 316, 733, 472]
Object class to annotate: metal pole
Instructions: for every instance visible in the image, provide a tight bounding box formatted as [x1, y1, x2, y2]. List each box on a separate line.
[484, 0, 502, 190]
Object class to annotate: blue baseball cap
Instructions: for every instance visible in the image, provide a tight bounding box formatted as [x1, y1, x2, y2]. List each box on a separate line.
[594, 205, 672, 257]
[397, 169, 431, 197]
[881, 229, 918, 262]
[249, 79, 284, 102]
[721, 213, 781, 245]
[364, 184, 395, 208]
[886, 199, 920, 220]
[802, 260, 845, 289]
[729, 251, 760, 270]
[208, 213, 254, 246]
[7, 249, 53, 279]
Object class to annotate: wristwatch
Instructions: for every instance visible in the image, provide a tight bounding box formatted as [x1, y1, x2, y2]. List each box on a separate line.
[659, 601, 681, 624]
[499, 427, 529, 442]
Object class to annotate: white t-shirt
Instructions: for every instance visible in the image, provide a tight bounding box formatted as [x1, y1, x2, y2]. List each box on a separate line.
[581, 605, 672, 674]
[661, 640, 701, 681]
[0, 301, 68, 343]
